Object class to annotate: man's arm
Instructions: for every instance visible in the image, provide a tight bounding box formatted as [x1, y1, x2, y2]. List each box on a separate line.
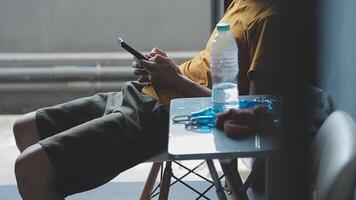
[174, 74, 211, 97]
[247, 15, 280, 95]
[139, 51, 211, 98]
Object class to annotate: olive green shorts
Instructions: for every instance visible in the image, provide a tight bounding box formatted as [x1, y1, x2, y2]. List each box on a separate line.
[36, 81, 168, 197]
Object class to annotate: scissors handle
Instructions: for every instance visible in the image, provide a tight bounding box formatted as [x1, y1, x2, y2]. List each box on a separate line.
[171, 115, 191, 124]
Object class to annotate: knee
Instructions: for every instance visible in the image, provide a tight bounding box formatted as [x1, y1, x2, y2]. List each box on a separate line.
[15, 145, 57, 192]
[13, 113, 33, 137]
[15, 151, 38, 192]
[13, 118, 22, 140]
[13, 112, 38, 151]
[15, 153, 29, 187]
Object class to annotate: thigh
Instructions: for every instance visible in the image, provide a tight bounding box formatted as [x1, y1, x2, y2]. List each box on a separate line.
[38, 111, 165, 196]
[36, 92, 123, 139]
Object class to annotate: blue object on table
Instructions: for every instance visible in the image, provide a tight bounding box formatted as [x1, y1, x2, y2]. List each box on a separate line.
[240, 97, 273, 110]
[172, 107, 216, 128]
[171, 96, 279, 129]
[239, 96, 279, 119]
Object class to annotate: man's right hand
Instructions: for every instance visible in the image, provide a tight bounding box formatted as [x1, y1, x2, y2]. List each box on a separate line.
[131, 47, 168, 83]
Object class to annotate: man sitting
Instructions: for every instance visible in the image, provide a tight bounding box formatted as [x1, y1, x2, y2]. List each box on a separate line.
[13, 0, 280, 199]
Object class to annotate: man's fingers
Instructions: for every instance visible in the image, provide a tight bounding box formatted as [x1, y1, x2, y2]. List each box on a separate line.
[133, 54, 151, 66]
[150, 47, 167, 57]
[132, 58, 148, 69]
[139, 59, 157, 72]
[138, 75, 150, 83]
[132, 61, 140, 69]
[134, 68, 149, 76]
[224, 121, 252, 139]
[149, 54, 169, 64]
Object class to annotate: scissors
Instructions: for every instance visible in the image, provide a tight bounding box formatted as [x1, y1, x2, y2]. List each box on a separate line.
[172, 107, 216, 128]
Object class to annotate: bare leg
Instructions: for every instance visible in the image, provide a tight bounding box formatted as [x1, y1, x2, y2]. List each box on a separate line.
[15, 143, 64, 200]
[13, 112, 40, 152]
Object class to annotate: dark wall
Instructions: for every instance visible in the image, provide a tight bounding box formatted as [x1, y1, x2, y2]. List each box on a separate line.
[317, 0, 356, 119]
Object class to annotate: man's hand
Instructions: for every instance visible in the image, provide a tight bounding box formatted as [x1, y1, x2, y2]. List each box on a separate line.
[131, 48, 169, 84]
[139, 48, 182, 90]
[132, 56, 150, 83]
[132, 47, 211, 97]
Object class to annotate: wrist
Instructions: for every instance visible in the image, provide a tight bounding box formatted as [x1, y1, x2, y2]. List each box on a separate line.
[175, 73, 188, 87]
[174, 74, 199, 95]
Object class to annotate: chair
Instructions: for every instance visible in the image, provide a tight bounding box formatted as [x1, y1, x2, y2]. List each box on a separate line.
[309, 111, 356, 200]
[139, 158, 231, 200]
[140, 154, 166, 200]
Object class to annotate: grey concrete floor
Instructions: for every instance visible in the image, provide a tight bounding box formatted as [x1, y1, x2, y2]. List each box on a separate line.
[0, 115, 250, 199]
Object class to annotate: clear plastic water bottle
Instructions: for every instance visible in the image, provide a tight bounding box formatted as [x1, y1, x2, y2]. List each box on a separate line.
[211, 23, 239, 113]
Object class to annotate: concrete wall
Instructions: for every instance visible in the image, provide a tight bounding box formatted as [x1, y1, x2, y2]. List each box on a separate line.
[0, 0, 212, 114]
[0, 0, 211, 53]
[317, 0, 356, 119]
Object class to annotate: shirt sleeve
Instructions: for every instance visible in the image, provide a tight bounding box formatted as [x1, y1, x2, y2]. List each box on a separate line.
[247, 15, 280, 79]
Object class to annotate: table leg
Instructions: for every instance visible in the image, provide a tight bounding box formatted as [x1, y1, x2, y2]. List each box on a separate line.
[241, 159, 263, 194]
[228, 159, 238, 200]
[140, 162, 161, 200]
[206, 160, 227, 200]
[220, 160, 248, 200]
[158, 161, 172, 200]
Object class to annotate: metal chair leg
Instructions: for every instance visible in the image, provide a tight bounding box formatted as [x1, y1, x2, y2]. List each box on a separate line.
[140, 162, 162, 200]
[158, 161, 172, 200]
[220, 160, 248, 200]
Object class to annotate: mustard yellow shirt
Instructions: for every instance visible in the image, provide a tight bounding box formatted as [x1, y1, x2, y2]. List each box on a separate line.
[143, 0, 279, 104]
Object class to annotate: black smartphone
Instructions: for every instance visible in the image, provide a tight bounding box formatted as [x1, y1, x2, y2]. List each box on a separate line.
[116, 37, 148, 61]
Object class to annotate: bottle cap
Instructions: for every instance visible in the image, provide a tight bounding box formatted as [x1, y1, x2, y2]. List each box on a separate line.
[217, 23, 230, 31]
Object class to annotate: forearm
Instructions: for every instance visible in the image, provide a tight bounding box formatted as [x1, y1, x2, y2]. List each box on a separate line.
[174, 75, 211, 97]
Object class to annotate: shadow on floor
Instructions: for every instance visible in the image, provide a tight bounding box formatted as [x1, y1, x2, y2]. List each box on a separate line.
[0, 181, 229, 200]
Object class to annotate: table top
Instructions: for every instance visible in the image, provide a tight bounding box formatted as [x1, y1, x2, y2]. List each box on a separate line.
[167, 96, 278, 161]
